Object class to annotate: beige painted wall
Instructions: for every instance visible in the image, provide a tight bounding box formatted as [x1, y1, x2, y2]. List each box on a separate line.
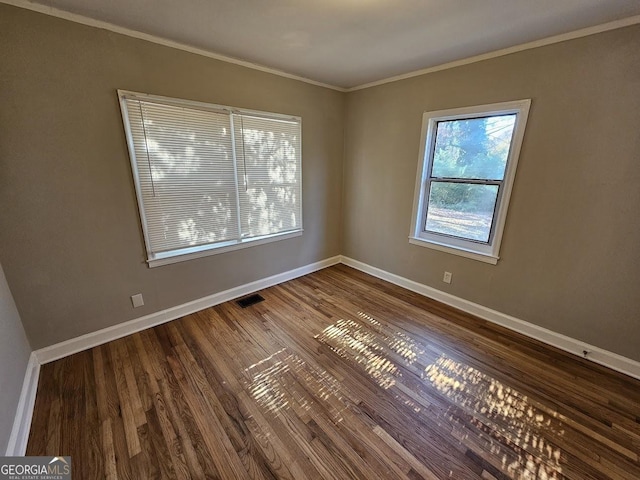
[0, 261, 31, 453]
[343, 25, 640, 361]
[1, 4, 638, 363]
[0, 5, 344, 349]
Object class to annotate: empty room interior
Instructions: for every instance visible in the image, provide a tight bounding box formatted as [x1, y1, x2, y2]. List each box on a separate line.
[2, 0, 640, 478]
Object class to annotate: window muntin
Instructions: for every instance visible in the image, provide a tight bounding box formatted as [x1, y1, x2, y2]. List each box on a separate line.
[425, 182, 499, 243]
[410, 100, 530, 264]
[119, 91, 302, 266]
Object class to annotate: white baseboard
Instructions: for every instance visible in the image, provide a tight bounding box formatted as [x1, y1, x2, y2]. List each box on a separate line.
[5, 352, 40, 456]
[36, 255, 341, 364]
[340, 256, 640, 381]
[14, 253, 638, 459]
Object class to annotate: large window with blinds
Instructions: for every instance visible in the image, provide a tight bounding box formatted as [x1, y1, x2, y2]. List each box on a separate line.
[118, 91, 302, 267]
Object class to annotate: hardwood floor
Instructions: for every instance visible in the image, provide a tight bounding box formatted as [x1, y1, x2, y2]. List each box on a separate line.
[27, 265, 640, 479]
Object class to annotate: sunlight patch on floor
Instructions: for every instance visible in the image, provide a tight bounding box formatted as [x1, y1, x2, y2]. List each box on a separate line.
[244, 348, 347, 421]
[424, 355, 565, 480]
[315, 312, 425, 390]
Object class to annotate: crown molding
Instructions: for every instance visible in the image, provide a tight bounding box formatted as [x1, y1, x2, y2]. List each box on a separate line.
[2, 1, 639, 94]
[0, 0, 347, 92]
[347, 14, 640, 91]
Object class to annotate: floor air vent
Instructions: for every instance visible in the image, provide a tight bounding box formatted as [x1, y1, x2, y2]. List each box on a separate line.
[236, 294, 265, 308]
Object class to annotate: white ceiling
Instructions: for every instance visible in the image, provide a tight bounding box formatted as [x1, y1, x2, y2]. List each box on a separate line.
[18, 0, 640, 88]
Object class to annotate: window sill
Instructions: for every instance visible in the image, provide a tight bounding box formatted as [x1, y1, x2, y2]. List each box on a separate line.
[408, 236, 499, 265]
[148, 230, 303, 267]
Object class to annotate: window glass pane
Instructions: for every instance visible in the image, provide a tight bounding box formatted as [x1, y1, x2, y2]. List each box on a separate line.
[431, 114, 516, 180]
[241, 185, 301, 237]
[121, 92, 305, 263]
[234, 115, 302, 239]
[425, 182, 499, 243]
[126, 100, 238, 253]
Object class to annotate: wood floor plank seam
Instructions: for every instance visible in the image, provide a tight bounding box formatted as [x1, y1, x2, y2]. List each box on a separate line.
[27, 265, 640, 479]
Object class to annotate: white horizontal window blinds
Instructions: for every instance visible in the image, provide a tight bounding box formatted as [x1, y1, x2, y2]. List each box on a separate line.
[119, 91, 303, 265]
[233, 114, 302, 239]
[122, 98, 238, 256]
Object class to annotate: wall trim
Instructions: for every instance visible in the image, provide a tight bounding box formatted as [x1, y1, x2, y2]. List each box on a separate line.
[340, 256, 640, 381]
[0, 0, 346, 92]
[347, 14, 640, 92]
[11, 254, 640, 456]
[5, 352, 40, 456]
[3, 1, 639, 93]
[36, 255, 341, 364]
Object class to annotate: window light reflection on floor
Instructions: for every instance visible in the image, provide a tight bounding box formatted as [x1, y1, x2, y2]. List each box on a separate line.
[244, 348, 347, 421]
[315, 311, 567, 480]
[424, 356, 565, 479]
[246, 310, 567, 480]
[315, 312, 425, 390]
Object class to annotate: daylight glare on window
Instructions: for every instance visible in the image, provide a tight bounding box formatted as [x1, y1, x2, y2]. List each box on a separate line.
[119, 91, 303, 265]
[235, 116, 300, 239]
[136, 102, 238, 251]
[426, 183, 499, 242]
[410, 99, 530, 263]
[425, 114, 516, 243]
[431, 115, 515, 180]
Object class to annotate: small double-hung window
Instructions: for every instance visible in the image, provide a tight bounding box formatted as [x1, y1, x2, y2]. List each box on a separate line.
[410, 100, 530, 264]
[118, 91, 302, 267]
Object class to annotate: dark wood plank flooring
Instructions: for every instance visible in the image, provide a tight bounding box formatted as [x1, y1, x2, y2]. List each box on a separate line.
[27, 265, 640, 479]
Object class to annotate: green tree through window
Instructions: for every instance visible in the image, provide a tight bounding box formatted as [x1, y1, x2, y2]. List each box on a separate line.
[426, 115, 516, 243]
[410, 100, 530, 264]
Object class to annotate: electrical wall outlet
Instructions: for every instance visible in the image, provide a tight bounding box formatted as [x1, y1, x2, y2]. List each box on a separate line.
[131, 293, 144, 308]
[443, 271, 452, 284]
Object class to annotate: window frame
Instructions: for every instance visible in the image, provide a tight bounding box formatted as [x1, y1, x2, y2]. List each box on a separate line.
[118, 90, 303, 267]
[409, 99, 531, 264]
